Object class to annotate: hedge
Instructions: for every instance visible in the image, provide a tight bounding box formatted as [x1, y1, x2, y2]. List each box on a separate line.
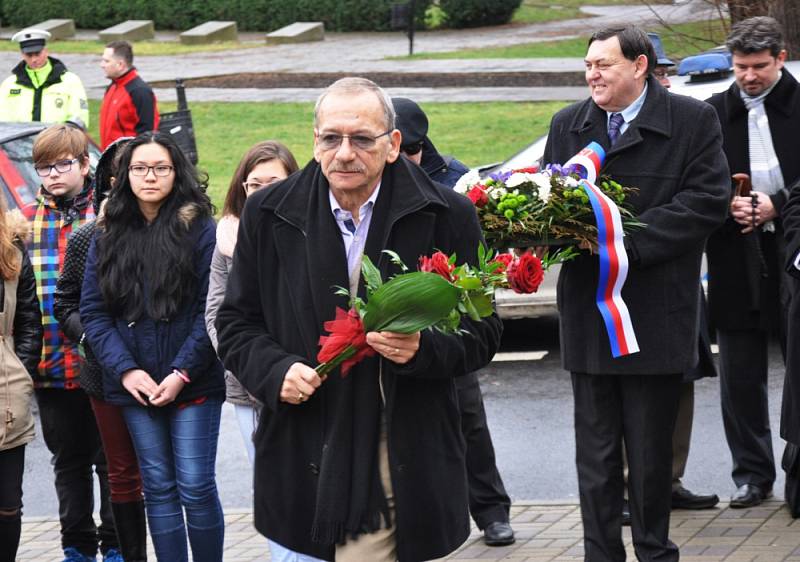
[439, 0, 522, 28]
[0, 0, 432, 32]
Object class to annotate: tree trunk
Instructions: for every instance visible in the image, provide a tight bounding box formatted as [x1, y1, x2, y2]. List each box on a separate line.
[727, 0, 770, 23]
[769, 0, 800, 60]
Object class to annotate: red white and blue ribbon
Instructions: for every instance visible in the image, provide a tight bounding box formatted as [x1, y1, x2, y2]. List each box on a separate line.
[564, 142, 640, 358]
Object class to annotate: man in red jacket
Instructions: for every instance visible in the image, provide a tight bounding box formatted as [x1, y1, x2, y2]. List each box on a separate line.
[99, 41, 158, 149]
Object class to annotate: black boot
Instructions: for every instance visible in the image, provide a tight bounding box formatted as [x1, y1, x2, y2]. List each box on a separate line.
[110, 500, 148, 561]
[0, 512, 22, 562]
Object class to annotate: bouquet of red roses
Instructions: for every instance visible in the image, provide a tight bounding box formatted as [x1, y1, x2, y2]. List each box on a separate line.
[316, 247, 542, 377]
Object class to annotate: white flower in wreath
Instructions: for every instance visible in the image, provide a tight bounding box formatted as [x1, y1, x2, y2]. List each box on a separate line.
[488, 186, 507, 200]
[505, 172, 535, 189]
[563, 176, 579, 188]
[531, 173, 552, 202]
[453, 169, 481, 194]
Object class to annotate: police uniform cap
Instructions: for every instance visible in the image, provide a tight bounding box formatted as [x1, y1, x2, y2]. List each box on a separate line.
[647, 32, 674, 67]
[11, 28, 51, 54]
[392, 97, 429, 148]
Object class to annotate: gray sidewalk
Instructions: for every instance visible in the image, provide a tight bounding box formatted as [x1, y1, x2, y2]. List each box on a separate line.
[17, 499, 800, 561]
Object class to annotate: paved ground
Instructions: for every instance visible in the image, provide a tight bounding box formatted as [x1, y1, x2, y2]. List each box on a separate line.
[17, 500, 800, 561]
[0, 0, 718, 103]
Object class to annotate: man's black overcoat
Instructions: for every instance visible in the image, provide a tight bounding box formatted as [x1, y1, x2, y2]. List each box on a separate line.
[542, 77, 729, 374]
[706, 70, 800, 331]
[215, 157, 502, 561]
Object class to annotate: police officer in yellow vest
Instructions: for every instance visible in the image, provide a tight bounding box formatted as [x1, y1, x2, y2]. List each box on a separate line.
[0, 29, 89, 126]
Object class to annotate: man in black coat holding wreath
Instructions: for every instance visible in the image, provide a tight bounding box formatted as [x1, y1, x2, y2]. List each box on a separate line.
[216, 77, 502, 561]
[542, 26, 729, 561]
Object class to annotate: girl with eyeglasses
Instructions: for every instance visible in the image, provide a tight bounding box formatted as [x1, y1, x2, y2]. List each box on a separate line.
[205, 141, 324, 562]
[80, 132, 225, 562]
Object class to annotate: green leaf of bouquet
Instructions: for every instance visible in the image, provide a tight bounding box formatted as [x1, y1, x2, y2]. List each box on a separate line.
[361, 255, 384, 293]
[382, 249, 409, 272]
[362, 271, 460, 333]
[469, 292, 495, 318]
[462, 293, 481, 321]
[456, 276, 482, 290]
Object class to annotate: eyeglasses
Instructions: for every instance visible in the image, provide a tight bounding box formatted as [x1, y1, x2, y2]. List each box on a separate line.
[401, 142, 423, 156]
[129, 165, 174, 177]
[242, 179, 280, 193]
[317, 131, 391, 151]
[34, 158, 80, 177]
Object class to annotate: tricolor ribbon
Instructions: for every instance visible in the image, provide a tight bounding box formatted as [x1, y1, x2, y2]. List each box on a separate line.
[564, 142, 640, 358]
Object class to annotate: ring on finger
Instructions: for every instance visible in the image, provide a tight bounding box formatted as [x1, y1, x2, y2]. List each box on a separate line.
[297, 391, 305, 402]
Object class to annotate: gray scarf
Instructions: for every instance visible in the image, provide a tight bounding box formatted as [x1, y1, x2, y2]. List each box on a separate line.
[741, 72, 784, 231]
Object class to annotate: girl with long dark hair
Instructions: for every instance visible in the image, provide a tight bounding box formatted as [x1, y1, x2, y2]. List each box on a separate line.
[80, 132, 225, 562]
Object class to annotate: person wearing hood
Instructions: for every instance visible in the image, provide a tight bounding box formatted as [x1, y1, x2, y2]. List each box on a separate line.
[392, 96, 515, 547]
[22, 124, 117, 562]
[0, 29, 89, 127]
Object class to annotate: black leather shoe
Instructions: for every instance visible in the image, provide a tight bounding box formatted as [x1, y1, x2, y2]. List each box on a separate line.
[622, 499, 631, 526]
[730, 484, 772, 508]
[671, 485, 719, 510]
[483, 521, 515, 546]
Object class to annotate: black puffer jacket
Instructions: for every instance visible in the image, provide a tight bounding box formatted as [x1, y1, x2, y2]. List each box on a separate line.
[54, 221, 101, 398]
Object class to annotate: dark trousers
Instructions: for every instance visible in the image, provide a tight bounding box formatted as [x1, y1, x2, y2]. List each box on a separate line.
[572, 372, 682, 562]
[36, 388, 117, 556]
[717, 328, 779, 490]
[90, 397, 143, 503]
[0, 444, 25, 562]
[456, 372, 511, 529]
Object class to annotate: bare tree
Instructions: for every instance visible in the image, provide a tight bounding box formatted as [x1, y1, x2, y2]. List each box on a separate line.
[769, 0, 800, 59]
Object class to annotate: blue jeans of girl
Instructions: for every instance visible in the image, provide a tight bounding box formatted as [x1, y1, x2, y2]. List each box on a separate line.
[123, 398, 224, 562]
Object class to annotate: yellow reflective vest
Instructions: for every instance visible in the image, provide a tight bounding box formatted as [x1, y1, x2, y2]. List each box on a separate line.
[0, 57, 89, 126]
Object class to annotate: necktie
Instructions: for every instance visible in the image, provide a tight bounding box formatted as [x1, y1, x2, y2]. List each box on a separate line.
[343, 218, 356, 234]
[608, 113, 624, 146]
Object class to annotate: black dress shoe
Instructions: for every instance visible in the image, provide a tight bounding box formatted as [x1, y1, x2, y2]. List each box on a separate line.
[622, 499, 631, 526]
[671, 486, 719, 510]
[483, 521, 515, 546]
[730, 484, 772, 509]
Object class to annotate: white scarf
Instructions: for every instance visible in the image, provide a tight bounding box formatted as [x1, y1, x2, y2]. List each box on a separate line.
[741, 72, 784, 232]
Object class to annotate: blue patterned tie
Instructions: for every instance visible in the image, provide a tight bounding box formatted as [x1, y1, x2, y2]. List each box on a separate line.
[608, 113, 624, 146]
[343, 218, 356, 234]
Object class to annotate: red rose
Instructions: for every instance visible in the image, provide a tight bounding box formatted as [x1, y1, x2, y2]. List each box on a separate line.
[514, 166, 539, 174]
[507, 253, 544, 294]
[317, 307, 375, 377]
[419, 251, 456, 281]
[467, 185, 489, 208]
[490, 253, 514, 274]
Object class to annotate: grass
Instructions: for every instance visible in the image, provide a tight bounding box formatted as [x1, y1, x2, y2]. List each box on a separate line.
[402, 19, 730, 61]
[0, 40, 261, 56]
[87, 99, 569, 207]
[511, 0, 646, 25]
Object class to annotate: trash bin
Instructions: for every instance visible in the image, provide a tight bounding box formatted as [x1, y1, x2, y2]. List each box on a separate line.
[157, 79, 198, 165]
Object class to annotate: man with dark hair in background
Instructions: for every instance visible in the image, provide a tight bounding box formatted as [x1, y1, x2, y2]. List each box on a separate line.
[543, 26, 729, 560]
[706, 16, 800, 509]
[99, 41, 159, 149]
[393, 96, 515, 547]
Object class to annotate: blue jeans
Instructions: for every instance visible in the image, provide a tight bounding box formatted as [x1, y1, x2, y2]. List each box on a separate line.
[123, 399, 224, 562]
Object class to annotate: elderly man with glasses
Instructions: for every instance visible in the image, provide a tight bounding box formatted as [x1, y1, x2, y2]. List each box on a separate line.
[216, 77, 502, 562]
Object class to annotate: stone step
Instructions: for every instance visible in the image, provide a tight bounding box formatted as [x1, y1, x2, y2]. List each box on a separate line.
[32, 18, 75, 40]
[179, 21, 237, 45]
[99, 20, 155, 42]
[265, 21, 324, 45]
